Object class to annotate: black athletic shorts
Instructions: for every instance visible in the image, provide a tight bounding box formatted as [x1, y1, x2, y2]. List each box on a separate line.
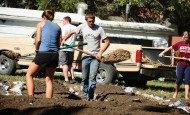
[33, 51, 59, 68]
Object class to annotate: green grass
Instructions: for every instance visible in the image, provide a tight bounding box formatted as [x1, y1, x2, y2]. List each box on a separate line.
[138, 79, 187, 101]
[0, 70, 26, 81]
[0, 70, 82, 84]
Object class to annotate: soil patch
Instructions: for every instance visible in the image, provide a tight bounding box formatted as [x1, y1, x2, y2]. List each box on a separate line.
[0, 80, 188, 115]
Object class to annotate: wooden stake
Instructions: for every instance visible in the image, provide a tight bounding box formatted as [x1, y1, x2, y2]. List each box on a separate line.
[171, 50, 174, 66]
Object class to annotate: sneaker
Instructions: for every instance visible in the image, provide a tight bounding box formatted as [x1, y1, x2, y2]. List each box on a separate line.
[63, 81, 69, 86]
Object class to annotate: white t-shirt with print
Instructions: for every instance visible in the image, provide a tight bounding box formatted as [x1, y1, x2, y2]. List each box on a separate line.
[75, 23, 107, 57]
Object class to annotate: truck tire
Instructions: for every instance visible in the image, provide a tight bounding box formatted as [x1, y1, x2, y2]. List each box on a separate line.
[96, 63, 118, 84]
[0, 55, 16, 75]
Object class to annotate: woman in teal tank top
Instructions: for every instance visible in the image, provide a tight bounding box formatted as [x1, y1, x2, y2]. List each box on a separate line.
[26, 9, 62, 102]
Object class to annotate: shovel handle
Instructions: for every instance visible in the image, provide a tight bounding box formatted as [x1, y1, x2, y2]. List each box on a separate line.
[72, 47, 93, 56]
[163, 55, 189, 61]
[61, 43, 104, 61]
[72, 47, 103, 62]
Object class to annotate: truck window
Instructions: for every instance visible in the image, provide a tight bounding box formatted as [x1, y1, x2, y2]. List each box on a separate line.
[108, 37, 153, 47]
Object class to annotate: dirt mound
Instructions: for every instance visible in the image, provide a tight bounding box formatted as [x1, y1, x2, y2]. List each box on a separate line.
[102, 49, 131, 64]
[0, 80, 187, 115]
[1, 50, 21, 59]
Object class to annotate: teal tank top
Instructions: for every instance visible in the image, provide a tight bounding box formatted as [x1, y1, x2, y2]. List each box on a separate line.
[39, 21, 60, 51]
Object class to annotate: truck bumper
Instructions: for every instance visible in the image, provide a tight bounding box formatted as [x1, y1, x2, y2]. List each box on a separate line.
[114, 63, 141, 72]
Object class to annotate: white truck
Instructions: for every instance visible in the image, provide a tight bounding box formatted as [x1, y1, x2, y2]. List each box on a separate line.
[0, 7, 174, 86]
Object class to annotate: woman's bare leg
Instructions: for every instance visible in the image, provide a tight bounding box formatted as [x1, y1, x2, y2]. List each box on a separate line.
[45, 67, 56, 98]
[185, 84, 189, 99]
[70, 66, 75, 80]
[173, 84, 180, 98]
[26, 62, 41, 96]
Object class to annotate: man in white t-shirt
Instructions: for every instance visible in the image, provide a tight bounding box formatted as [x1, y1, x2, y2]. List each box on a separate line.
[59, 16, 76, 84]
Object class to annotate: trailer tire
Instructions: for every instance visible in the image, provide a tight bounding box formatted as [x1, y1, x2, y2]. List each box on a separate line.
[96, 63, 118, 84]
[0, 55, 16, 75]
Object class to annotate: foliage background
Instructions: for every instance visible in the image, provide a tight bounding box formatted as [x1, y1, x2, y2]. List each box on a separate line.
[1, 0, 190, 35]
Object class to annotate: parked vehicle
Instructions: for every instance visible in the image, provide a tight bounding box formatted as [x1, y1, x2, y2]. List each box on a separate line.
[0, 7, 174, 86]
[0, 27, 142, 84]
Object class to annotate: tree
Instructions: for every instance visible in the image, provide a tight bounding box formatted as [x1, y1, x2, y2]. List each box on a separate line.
[0, 0, 37, 9]
[90, 0, 190, 34]
[1, 0, 190, 34]
[163, 0, 190, 35]
[36, 0, 84, 13]
[109, 0, 190, 34]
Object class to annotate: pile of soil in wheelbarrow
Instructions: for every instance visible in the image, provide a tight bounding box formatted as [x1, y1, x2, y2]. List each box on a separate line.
[102, 49, 131, 64]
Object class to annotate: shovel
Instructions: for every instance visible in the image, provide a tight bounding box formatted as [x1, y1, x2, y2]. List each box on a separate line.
[62, 44, 131, 64]
[18, 43, 87, 59]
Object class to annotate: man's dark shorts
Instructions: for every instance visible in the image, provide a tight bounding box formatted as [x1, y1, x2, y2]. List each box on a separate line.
[59, 51, 74, 65]
[33, 51, 59, 68]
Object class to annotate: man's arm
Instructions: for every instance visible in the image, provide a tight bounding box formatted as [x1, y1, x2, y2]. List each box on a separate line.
[96, 38, 110, 59]
[61, 30, 76, 46]
[158, 46, 172, 57]
[59, 28, 62, 46]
